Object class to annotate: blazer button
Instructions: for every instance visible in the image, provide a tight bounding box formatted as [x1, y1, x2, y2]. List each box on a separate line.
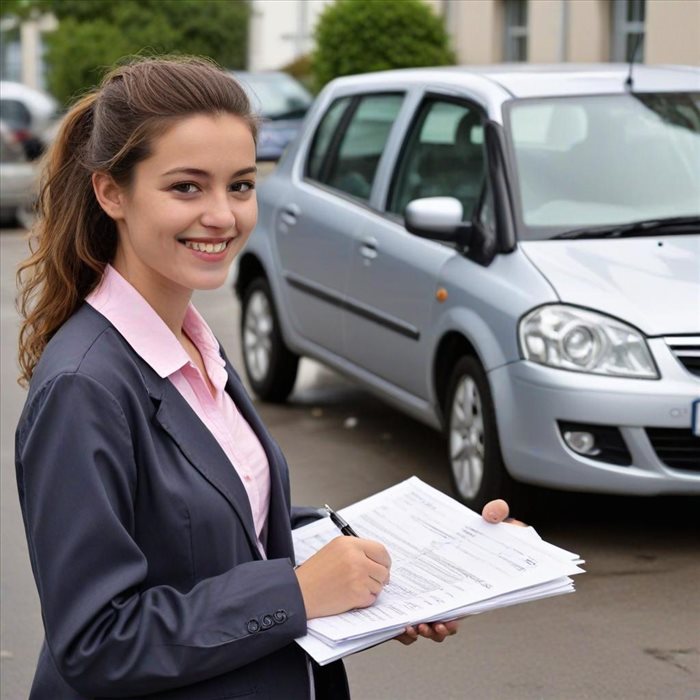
[246, 619, 260, 634]
[261, 614, 274, 629]
[273, 610, 287, 623]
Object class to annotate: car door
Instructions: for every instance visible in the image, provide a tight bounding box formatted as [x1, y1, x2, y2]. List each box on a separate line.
[343, 96, 489, 400]
[274, 92, 405, 356]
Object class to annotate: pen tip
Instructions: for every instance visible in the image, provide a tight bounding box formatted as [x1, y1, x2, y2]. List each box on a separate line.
[323, 504, 331, 512]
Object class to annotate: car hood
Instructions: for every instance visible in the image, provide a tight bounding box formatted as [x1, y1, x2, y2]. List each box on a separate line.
[520, 236, 700, 336]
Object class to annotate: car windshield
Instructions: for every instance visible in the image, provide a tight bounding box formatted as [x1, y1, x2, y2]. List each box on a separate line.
[504, 92, 700, 239]
[237, 73, 313, 121]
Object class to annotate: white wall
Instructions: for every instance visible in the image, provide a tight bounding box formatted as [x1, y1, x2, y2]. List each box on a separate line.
[646, 0, 700, 65]
[248, 0, 332, 72]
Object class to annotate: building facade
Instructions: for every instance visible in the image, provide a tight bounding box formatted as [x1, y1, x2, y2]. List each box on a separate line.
[249, 0, 700, 73]
[429, 0, 700, 66]
[247, 0, 332, 72]
[2, 0, 698, 93]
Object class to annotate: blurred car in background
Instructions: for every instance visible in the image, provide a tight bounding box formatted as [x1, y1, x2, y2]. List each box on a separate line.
[235, 64, 700, 509]
[232, 71, 313, 161]
[0, 80, 59, 160]
[0, 120, 37, 228]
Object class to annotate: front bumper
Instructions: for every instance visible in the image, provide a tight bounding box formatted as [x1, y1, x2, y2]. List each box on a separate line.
[489, 337, 700, 495]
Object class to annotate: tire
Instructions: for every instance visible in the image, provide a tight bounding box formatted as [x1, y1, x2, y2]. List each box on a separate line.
[240, 277, 299, 402]
[444, 355, 515, 511]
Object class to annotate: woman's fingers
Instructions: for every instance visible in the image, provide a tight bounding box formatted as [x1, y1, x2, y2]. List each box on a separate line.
[395, 621, 459, 644]
[504, 517, 528, 527]
[481, 498, 510, 523]
[395, 626, 419, 645]
[295, 536, 391, 619]
[481, 500, 529, 527]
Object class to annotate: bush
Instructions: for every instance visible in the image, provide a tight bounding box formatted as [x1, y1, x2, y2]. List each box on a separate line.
[280, 53, 315, 93]
[312, 0, 454, 89]
[41, 0, 250, 105]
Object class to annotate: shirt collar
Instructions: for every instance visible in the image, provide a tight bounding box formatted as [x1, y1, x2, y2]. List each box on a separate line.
[86, 264, 222, 380]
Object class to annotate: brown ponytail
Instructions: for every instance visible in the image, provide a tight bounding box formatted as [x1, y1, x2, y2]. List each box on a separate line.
[17, 56, 257, 385]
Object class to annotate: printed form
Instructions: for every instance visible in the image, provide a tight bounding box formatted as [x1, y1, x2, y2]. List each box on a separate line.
[293, 477, 583, 664]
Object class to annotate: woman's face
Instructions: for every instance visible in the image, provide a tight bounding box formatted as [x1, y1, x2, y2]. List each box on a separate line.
[108, 113, 257, 304]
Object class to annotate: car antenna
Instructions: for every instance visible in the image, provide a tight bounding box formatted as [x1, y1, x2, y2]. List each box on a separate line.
[625, 33, 644, 91]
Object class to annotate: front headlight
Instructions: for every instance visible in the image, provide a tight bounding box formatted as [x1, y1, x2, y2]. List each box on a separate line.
[519, 305, 658, 379]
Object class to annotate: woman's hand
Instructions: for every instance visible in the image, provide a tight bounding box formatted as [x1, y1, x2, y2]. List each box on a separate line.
[395, 620, 459, 645]
[295, 536, 391, 619]
[481, 498, 527, 527]
[395, 498, 527, 645]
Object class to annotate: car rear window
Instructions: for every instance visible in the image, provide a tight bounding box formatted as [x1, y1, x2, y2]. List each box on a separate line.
[306, 93, 404, 202]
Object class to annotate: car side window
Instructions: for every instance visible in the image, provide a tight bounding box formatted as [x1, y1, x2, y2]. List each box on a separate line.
[307, 93, 404, 202]
[306, 96, 353, 181]
[0, 99, 32, 130]
[388, 100, 486, 220]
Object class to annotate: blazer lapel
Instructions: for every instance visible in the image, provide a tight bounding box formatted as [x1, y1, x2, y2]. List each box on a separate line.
[222, 364, 295, 560]
[149, 378, 262, 558]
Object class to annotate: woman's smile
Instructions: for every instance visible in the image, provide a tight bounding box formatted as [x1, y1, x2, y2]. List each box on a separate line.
[180, 237, 234, 261]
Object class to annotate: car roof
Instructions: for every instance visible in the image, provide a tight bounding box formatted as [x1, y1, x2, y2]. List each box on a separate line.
[0, 81, 58, 113]
[327, 64, 700, 98]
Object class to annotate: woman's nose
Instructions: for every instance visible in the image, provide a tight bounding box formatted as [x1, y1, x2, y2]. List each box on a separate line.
[200, 193, 236, 229]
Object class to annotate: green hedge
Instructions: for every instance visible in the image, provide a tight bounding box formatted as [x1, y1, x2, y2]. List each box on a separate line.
[40, 0, 250, 105]
[312, 0, 455, 90]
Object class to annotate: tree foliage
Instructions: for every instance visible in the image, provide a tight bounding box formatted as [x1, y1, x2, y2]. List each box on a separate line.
[36, 0, 250, 105]
[312, 0, 454, 89]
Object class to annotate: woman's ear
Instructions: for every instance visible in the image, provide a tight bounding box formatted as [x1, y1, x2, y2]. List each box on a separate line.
[92, 172, 125, 221]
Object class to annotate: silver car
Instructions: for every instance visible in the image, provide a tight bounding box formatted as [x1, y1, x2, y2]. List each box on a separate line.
[235, 64, 700, 509]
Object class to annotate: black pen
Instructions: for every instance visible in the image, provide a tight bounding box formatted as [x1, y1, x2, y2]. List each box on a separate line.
[324, 504, 359, 537]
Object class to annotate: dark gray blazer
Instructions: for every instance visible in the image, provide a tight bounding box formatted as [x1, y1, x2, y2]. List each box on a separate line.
[15, 304, 349, 700]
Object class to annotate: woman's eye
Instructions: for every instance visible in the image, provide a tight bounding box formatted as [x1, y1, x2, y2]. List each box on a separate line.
[231, 181, 255, 194]
[171, 182, 199, 194]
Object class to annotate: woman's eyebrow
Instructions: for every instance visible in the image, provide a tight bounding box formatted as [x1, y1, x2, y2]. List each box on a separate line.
[161, 166, 257, 178]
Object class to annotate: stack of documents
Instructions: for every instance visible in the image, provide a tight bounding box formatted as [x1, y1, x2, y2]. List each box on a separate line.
[293, 477, 584, 665]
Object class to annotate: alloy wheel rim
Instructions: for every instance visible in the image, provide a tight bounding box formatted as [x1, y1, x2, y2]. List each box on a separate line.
[449, 375, 485, 500]
[243, 290, 274, 382]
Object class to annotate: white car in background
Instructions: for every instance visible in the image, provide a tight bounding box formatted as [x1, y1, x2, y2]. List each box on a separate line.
[0, 80, 59, 160]
[0, 120, 36, 228]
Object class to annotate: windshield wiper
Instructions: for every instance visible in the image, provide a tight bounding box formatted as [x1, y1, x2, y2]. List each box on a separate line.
[552, 216, 700, 240]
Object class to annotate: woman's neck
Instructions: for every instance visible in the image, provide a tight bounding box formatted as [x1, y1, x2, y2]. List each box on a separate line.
[110, 259, 191, 340]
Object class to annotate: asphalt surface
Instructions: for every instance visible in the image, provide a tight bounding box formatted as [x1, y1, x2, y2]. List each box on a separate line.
[1, 227, 698, 699]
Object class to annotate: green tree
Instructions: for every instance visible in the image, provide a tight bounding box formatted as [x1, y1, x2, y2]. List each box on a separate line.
[37, 0, 250, 104]
[312, 0, 454, 89]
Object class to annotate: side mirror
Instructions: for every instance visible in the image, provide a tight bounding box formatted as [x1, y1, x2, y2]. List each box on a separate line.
[404, 197, 473, 249]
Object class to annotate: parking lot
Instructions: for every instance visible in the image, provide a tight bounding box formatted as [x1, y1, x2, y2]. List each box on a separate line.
[1, 227, 698, 699]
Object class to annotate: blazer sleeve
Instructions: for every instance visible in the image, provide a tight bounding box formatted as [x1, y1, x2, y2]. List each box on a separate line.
[290, 505, 325, 530]
[16, 372, 308, 697]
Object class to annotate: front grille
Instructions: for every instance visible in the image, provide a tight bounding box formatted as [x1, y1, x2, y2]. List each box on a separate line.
[646, 428, 700, 472]
[665, 336, 700, 378]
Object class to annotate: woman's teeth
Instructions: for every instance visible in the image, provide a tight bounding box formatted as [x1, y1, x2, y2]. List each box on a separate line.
[183, 240, 228, 253]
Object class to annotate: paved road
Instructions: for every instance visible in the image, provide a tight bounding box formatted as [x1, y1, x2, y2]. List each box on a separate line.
[1, 228, 698, 699]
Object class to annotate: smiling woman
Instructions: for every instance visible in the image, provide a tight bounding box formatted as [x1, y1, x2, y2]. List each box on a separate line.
[13, 56, 514, 700]
[92, 113, 259, 324]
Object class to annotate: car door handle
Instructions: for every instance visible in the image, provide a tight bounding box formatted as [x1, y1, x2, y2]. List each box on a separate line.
[359, 238, 378, 260]
[280, 204, 300, 227]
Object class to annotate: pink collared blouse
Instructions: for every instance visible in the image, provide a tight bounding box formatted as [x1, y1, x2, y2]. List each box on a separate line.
[87, 264, 271, 556]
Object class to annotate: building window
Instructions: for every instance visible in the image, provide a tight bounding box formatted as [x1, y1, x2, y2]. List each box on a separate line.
[612, 0, 646, 62]
[504, 0, 528, 62]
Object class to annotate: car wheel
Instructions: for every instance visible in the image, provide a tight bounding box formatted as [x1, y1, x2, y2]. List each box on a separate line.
[445, 355, 513, 510]
[241, 277, 299, 402]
